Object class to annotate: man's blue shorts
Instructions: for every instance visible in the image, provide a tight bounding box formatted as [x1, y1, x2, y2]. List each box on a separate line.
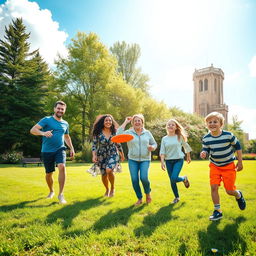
[41, 147, 66, 173]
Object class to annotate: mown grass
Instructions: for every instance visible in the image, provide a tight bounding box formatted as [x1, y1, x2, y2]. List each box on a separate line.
[0, 160, 255, 256]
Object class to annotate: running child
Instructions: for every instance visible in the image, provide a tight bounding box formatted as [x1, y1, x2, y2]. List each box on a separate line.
[200, 112, 246, 221]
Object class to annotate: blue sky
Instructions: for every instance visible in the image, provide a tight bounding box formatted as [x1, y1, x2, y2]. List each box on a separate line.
[0, 0, 256, 138]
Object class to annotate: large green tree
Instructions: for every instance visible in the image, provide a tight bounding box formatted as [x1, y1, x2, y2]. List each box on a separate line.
[0, 18, 50, 155]
[110, 41, 150, 93]
[55, 32, 118, 145]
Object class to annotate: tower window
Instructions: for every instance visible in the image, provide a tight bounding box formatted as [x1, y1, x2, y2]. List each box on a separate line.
[204, 79, 208, 91]
[214, 79, 217, 92]
[199, 80, 203, 92]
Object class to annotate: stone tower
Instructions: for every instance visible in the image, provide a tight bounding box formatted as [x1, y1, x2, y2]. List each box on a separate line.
[193, 64, 228, 123]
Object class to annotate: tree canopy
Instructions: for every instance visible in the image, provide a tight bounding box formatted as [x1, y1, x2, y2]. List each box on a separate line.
[110, 41, 150, 94]
[0, 18, 50, 155]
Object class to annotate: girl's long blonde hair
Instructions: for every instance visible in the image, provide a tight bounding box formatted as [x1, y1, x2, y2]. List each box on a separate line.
[167, 119, 188, 142]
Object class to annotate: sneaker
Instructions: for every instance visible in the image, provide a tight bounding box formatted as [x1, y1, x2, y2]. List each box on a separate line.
[46, 192, 54, 199]
[236, 191, 246, 210]
[58, 194, 67, 204]
[209, 210, 223, 221]
[183, 176, 190, 188]
[171, 198, 180, 204]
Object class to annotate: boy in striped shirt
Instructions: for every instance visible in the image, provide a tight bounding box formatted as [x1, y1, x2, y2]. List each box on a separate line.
[200, 112, 246, 221]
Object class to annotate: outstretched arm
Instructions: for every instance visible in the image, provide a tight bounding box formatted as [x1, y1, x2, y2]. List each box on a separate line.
[120, 117, 132, 129]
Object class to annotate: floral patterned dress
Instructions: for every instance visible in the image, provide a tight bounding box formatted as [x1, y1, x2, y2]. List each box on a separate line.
[92, 132, 123, 175]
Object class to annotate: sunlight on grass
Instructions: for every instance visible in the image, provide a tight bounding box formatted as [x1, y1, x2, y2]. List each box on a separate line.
[0, 161, 255, 255]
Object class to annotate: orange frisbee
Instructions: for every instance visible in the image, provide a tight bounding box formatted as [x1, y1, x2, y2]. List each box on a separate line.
[111, 134, 134, 143]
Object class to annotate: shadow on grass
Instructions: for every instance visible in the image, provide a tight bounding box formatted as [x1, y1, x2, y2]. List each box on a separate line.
[134, 202, 185, 237]
[46, 197, 105, 229]
[64, 204, 145, 238]
[197, 216, 246, 256]
[0, 197, 47, 212]
[91, 204, 145, 233]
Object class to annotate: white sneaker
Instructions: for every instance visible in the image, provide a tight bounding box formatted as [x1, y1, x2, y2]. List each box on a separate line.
[171, 198, 180, 204]
[46, 192, 55, 199]
[58, 194, 67, 204]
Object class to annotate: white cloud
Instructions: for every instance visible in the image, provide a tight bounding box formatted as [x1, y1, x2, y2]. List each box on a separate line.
[228, 105, 256, 139]
[0, 0, 68, 65]
[248, 56, 256, 77]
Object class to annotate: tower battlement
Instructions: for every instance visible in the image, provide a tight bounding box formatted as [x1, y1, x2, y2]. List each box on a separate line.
[193, 64, 228, 122]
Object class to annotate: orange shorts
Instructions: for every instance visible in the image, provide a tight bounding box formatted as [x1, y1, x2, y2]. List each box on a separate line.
[209, 162, 236, 190]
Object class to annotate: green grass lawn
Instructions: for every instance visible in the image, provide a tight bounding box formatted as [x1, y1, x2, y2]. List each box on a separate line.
[0, 160, 255, 256]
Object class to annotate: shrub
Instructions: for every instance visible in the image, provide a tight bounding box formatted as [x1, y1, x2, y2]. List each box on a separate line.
[0, 151, 23, 164]
[242, 153, 256, 160]
[75, 141, 92, 163]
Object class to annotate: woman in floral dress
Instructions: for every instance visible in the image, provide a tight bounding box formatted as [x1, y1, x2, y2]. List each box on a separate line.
[92, 114, 124, 197]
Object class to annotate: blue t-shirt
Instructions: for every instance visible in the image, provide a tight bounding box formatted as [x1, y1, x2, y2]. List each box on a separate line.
[38, 116, 69, 152]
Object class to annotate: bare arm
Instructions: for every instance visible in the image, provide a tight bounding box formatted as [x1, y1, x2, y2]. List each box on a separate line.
[120, 117, 132, 129]
[30, 124, 53, 138]
[186, 152, 191, 164]
[236, 149, 243, 171]
[64, 134, 75, 159]
[160, 154, 166, 171]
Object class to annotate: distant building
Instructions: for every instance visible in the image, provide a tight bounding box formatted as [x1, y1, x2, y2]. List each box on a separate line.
[193, 64, 228, 123]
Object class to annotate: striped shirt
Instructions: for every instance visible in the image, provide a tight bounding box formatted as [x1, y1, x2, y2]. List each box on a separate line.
[202, 130, 241, 166]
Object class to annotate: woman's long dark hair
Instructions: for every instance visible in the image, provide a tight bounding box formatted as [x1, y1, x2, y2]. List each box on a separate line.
[92, 114, 118, 137]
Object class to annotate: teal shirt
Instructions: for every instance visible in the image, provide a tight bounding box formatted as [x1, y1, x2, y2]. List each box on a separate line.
[117, 127, 157, 161]
[38, 116, 69, 152]
[160, 135, 192, 160]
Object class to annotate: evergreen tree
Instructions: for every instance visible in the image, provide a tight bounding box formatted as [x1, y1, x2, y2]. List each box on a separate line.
[0, 18, 50, 155]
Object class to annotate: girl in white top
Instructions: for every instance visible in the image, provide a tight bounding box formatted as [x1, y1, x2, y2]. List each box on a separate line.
[160, 119, 192, 204]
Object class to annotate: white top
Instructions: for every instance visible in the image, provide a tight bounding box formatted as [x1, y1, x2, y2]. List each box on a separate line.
[160, 135, 192, 160]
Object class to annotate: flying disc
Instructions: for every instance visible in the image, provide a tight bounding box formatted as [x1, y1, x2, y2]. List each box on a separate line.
[111, 134, 134, 143]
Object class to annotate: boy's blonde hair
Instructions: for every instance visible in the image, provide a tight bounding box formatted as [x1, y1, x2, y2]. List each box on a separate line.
[131, 114, 145, 127]
[166, 119, 188, 142]
[205, 112, 225, 127]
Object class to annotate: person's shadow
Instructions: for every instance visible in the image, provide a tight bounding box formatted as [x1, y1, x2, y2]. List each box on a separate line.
[197, 216, 247, 256]
[134, 202, 185, 237]
[46, 197, 105, 229]
[63, 204, 145, 238]
[90, 204, 145, 233]
[0, 197, 47, 212]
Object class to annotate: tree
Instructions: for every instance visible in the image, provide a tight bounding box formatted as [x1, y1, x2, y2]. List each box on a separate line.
[227, 115, 246, 150]
[110, 41, 150, 93]
[247, 139, 256, 153]
[147, 110, 206, 159]
[55, 32, 118, 145]
[0, 18, 50, 155]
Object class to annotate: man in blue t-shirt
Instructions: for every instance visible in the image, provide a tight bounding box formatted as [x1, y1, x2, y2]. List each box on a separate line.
[30, 101, 75, 204]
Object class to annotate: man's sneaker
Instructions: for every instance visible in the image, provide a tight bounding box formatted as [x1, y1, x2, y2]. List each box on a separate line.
[183, 176, 190, 188]
[46, 192, 54, 199]
[58, 194, 67, 204]
[236, 191, 246, 210]
[171, 198, 180, 204]
[209, 210, 223, 221]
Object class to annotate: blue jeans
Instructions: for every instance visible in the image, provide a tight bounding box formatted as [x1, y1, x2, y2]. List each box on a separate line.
[165, 159, 184, 198]
[128, 159, 151, 199]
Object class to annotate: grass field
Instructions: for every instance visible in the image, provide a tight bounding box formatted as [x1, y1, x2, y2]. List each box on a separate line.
[0, 160, 255, 256]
